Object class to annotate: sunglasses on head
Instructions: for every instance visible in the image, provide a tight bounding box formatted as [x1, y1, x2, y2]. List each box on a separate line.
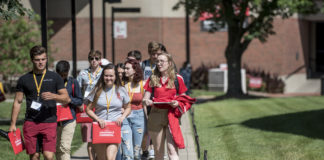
[89, 57, 100, 61]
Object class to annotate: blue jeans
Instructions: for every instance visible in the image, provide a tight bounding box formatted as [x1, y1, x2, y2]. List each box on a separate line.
[121, 109, 145, 160]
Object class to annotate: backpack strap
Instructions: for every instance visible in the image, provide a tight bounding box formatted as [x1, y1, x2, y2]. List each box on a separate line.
[175, 74, 180, 94]
[72, 82, 75, 96]
[69, 77, 75, 97]
[141, 60, 148, 71]
[150, 76, 155, 99]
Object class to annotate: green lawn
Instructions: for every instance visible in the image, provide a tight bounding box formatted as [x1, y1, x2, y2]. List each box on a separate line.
[0, 102, 84, 159]
[190, 89, 224, 98]
[194, 96, 324, 160]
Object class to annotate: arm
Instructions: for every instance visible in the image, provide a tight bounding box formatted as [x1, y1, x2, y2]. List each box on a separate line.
[142, 91, 153, 106]
[143, 105, 148, 120]
[9, 92, 24, 132]
[116, 102, 131, 126]
[41, 88, 71, 104]
[85, 101, 106, 128]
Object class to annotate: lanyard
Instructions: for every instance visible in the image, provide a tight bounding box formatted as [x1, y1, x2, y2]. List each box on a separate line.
[140, 80, 143, 94]
[33, 69, 47, 98]
[64, 81, 67, 87]
[128, 83, 135, 102]
[88, 67, 101, 86]
[105, 85, 115, 113]
[128, 81, 144, 102]
[150, 63, 154, 74]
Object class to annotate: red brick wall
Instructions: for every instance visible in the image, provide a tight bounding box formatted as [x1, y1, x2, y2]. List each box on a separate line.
[49, 17, 307, 75]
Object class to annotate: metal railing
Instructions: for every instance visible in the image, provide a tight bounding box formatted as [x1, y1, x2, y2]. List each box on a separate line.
[190, 106, 208, 159]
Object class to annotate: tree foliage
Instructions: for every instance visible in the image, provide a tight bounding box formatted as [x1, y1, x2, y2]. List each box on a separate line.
[174, 0, 322, 97]
[175, 0, 320, 43]
[0, 15, 54, 79]
[0, 0, 33, 20]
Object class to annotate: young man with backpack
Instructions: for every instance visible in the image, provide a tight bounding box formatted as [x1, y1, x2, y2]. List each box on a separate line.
[55, 60, 83, 160]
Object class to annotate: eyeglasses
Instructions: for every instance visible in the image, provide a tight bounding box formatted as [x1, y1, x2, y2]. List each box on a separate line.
[89, 57, 100, 61]
[156, 60, 167, 64]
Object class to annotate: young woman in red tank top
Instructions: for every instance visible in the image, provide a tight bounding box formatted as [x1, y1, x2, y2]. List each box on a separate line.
[121, 58, 147, 159]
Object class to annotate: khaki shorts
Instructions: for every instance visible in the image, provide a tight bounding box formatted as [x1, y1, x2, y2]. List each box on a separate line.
[147, 107, 169, 132]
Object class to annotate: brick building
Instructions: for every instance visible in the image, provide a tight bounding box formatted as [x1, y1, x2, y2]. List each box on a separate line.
[22, 0, 323, 94]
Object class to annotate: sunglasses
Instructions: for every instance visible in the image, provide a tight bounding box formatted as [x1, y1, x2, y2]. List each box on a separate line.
[89, 57, 100, 61]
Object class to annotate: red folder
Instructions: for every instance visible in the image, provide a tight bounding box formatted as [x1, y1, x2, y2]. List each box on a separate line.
[56, 103, 73, 122]
[92, 121, 121, 144]
[76, 104, 94, 123]
[8, 128, 24, 155]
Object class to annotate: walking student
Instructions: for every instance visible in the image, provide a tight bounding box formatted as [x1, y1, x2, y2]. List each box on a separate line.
[55, 60, 83, 160]
[121, 59, 146, 159]
[9, 45, 71, 160]
[76, 50, 103, 160]
[142, 52, 187, 160]
[141, 41, 167, 159]
[85, 64, 131, 160]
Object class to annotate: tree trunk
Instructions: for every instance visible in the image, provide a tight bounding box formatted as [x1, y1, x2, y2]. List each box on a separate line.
[225, 28, 245, 97]
[226, 46, 244, 97]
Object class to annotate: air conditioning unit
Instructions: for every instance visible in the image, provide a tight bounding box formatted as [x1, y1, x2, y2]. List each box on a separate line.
[208, 68, 246, 93]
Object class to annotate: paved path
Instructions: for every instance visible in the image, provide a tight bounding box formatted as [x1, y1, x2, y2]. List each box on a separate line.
[71, 112, 198, 160]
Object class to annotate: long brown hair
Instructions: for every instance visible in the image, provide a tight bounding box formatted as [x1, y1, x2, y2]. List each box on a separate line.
[91, 64, 121, 105]
[125, 59, 143, 84]
[149, 53, 176, 89]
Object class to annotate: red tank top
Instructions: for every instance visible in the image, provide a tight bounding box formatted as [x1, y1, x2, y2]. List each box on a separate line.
[130, 92, 143, 110]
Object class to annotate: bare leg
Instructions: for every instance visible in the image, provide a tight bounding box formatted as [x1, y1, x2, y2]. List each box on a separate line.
[166, 128, 179, 160]
[149, 127, 166, 160]
[106, 144, 118, 160]
[94, 144, 106, 160]
[87, 142, 96, 160]
[29, 153, 41, 160]
[43, 151, 55, 160]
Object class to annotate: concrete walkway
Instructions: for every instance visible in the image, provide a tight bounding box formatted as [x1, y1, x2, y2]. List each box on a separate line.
[71, 112, 198, 160]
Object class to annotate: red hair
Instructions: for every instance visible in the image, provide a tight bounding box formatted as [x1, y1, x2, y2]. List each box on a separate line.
[125, 59, 143, 84]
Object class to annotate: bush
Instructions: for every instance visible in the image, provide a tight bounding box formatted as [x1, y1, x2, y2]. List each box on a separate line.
[191, 63, 219, 89]
[244, 64, 285, 93]
[0, 15, 54, 93]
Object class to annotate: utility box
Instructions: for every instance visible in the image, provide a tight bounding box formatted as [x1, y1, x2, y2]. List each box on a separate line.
[208, 68, 246, 93]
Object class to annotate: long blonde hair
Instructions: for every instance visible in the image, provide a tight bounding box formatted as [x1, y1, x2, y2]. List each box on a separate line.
[149, 53, 176, 89]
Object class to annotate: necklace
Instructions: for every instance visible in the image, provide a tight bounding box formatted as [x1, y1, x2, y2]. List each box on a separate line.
[161, 76, 168, 84]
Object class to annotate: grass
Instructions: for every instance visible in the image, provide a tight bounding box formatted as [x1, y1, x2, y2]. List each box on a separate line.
[190, 89, 224, 98]
[0, 101, 26, 119]
[0, 101, 84, 159]
[194, 96, 324, 160]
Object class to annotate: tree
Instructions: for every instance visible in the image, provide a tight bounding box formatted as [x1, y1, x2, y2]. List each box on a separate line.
[175, 0, 321, 97]
[0, 15, 54, 81]
[0, 0, 32, 20]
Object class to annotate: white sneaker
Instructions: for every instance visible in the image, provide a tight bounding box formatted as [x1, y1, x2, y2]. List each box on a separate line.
[148, 149, 155, 159]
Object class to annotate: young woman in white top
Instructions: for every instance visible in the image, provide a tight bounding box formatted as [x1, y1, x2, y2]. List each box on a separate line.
[85, 64, 131, 160]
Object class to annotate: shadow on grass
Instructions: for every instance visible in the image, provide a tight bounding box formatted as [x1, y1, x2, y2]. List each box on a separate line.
[196, 94, 267, 104]
[241, 109, 324, 139]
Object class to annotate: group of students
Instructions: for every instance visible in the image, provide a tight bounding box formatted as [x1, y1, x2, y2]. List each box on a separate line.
[8, 41, 195, 160]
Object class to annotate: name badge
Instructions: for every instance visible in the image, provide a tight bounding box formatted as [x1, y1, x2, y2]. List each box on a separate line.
[84, 91, 90, 98]
[31, 101, 42, 111]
